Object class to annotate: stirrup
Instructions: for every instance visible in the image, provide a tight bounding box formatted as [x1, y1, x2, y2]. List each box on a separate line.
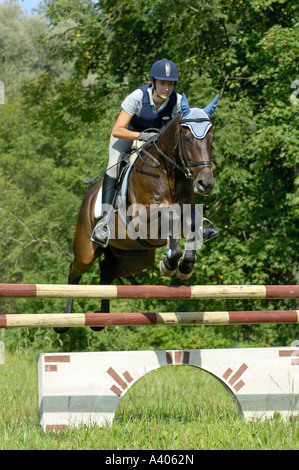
[90, 218, 111, 247]
[203, 218, 219, 243]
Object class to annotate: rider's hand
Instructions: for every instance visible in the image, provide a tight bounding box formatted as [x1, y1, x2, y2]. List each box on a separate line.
[138, 131, 158, 142]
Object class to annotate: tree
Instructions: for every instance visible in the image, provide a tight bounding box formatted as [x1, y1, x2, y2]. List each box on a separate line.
[0, 0, 298, 351]
[33, 0, 298, 286]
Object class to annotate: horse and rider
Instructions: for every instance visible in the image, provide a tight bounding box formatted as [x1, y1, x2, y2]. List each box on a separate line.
[54, 59, 219, 332]
[91, 59, 219, 248]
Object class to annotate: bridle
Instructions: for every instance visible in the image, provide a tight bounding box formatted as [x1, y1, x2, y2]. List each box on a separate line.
[137, 117, 212, 179]
[176, 117, 212, 178]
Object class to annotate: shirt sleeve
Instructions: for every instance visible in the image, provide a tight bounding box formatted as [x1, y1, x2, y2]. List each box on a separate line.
[121, 89, 143, 116]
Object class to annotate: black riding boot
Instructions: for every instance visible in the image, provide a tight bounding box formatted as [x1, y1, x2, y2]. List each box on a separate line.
[90, 174, 117, 247]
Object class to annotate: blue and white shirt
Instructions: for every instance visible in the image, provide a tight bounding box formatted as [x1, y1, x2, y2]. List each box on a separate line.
[122, 85, 182, 132]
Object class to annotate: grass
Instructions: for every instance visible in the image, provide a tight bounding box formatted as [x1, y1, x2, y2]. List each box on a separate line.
[0, 350, 298, 450]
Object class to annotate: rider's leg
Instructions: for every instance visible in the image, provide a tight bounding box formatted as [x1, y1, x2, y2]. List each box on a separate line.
[90, 173, 117, 246]
[90, 135, 132, 246]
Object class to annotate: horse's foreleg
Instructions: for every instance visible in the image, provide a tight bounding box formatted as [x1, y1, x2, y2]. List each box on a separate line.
[176, 236, 197, 280]
[159, 210, 182, 277]
[159, 235, 182, 276]
[176, 207, 202, 280]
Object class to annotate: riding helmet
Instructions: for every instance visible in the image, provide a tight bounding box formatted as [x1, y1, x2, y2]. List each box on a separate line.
[150, 59, 179, 82]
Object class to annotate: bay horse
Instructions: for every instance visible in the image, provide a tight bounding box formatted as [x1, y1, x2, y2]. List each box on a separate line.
[55, 94, 218, 332]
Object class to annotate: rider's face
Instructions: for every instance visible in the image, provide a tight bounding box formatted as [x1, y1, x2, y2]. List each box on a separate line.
[155, 80, 175, 99]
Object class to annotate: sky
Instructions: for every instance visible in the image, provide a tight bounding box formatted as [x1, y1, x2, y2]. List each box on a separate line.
[0, 0, 43, 15]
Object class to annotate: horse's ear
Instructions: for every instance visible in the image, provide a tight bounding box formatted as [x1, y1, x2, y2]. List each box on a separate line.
[181, 93, 191, 116]
[203, 94, 219, 117]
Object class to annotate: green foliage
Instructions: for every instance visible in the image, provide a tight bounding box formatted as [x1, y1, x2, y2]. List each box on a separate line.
[0, 0, 298, 352]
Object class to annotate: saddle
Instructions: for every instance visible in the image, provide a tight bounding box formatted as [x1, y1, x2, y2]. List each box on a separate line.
[94, 138, 166, 247]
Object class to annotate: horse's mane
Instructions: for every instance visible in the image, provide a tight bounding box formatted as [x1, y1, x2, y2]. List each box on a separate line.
[152, 113, 181, 147]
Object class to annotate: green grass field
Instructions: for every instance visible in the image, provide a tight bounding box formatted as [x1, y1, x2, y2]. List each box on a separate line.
[0, 350, 298, 450]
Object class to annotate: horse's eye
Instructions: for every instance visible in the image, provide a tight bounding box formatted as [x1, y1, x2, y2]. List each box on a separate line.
[183, 136, 193, 144]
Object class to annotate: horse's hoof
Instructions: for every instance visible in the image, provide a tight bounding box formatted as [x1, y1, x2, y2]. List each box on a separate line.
[53, 327, 70, 334]
[159, 259, 175, 277]
[176, 262, 194, 280]
[90, 311, 105, 332]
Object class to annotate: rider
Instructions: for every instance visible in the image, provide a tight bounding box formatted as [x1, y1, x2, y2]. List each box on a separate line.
[91, 59, 219, 246]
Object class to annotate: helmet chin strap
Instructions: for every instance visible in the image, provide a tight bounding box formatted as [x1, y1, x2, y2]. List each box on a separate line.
[152, 78, 176, 100]
[152, 79, 165, 100]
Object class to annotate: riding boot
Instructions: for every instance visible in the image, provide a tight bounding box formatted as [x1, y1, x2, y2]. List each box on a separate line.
[90, 174, 117, 247]
[202, 218, 219, 242]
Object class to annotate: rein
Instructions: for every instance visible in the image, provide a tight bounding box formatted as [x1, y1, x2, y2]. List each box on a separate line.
[138, 117, 212, 179]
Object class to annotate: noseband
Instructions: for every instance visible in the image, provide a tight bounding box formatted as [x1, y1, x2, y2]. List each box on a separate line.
[137, 118, 212, 179]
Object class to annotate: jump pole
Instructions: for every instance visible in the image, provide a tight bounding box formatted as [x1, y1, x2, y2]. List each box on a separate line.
[0, 283, 298, 299]
[0, 310, 298, 328]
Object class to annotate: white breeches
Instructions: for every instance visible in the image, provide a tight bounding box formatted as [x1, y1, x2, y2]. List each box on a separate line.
[107, 134, 133, 179]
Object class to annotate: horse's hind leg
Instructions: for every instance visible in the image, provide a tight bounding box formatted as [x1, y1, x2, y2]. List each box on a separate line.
[53, 253, 100, 333]
[89, 247, 117, 332]
[60, 261, 82, 314]
[53, 261, 84, 334]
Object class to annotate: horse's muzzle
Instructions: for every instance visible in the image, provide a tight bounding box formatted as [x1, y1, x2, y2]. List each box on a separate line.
[193, 174, 215, 195]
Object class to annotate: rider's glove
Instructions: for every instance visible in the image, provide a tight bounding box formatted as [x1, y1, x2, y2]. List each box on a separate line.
[138, 131, 158, 142]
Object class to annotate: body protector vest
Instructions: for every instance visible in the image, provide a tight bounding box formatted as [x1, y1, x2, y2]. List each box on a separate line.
[129, 84, 177, 132]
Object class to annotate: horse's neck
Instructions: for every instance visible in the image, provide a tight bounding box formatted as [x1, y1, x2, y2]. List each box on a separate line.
[127, 119, 184, 207]
[158, 118, 179, 156]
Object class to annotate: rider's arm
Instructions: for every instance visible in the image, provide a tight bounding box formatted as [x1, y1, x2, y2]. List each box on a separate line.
[112, 110, 140, 141]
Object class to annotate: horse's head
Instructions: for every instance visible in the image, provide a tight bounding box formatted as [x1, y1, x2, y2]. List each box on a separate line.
[177, 93, 218, 195]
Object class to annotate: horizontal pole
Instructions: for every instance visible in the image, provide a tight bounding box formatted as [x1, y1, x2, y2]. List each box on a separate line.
[0, 310, 298, 328]
[0, 284, 298, 299]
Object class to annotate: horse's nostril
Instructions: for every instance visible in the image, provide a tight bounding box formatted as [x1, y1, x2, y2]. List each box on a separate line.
[198, 180, 207, 191]
[195, 179, 214, 194]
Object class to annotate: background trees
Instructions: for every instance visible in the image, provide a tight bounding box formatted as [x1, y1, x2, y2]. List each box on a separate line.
[0, 0, 298, 351]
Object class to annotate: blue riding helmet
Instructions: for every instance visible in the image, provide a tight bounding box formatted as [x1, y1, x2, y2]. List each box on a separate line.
[150, 59, 179, 82]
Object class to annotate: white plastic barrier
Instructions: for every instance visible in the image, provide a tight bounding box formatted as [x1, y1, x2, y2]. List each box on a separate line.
[38, 347, 299, 431]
